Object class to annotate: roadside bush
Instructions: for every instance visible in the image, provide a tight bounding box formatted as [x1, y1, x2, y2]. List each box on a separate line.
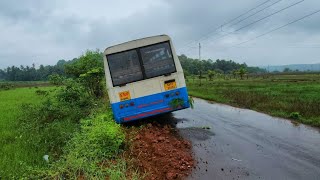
[65, 50, 105, 98]
[19, 80, 95, 163]
[289, 112, 301, 120]
[30, 113, 126, 179]
[48, 74, 65, 85]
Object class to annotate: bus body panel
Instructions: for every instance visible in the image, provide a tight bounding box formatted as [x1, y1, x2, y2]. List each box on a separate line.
[103, 35, 189, 123]
[110, 87, 190, 123]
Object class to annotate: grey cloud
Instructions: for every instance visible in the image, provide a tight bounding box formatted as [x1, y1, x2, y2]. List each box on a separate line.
[0, 0, 319, 68]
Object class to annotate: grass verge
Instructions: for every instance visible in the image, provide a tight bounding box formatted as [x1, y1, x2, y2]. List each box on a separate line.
[187, 75, 320, 127]
[0, 85, 141, 179]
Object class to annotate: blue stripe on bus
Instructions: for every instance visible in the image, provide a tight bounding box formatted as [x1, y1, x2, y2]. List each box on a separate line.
[110, 87, 190, 123]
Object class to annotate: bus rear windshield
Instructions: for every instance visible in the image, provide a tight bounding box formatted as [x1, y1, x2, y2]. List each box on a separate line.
[140, 42, 176, 78]
[107, 50, 143, 86]
[107, 41, 176, 86]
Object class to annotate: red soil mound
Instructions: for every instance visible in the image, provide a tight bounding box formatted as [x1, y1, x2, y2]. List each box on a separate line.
[128, 123, 194, 180]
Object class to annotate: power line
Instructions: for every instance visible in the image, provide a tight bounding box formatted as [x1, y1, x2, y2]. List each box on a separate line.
[191, 0, 284, 48]
[233, 9, 320, 46]
[201, 0, 305, 44]
[220, 0, 274, 26]
[223, 0, 283, 29]
[178, 0, 274, 51]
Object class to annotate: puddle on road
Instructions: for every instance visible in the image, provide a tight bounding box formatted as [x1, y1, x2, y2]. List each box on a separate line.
[179, 127, 215, 141]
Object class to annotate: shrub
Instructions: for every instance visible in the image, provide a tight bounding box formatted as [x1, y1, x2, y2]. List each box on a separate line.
[35, 89, 49, 96]
[0, 82, 14, 90]
[48, 74, 65, 85]
[32, 113, 126, 179]
[19, 81, 95, 163]
[289, 112, 301, 120]
[64, 50, 105, 98]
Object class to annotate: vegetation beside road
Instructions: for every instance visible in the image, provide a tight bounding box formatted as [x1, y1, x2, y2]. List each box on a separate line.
[0, 50, 138, 179]
[187, 74, 320, 127]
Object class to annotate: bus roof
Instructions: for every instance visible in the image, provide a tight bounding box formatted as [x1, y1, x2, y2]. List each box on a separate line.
[104, 34, 171, 55]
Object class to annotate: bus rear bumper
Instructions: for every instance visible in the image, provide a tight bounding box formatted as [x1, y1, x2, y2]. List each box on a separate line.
[111, 87, 190, 123]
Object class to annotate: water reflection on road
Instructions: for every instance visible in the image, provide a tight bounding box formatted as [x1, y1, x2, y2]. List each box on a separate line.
[172, 98, 320, 180]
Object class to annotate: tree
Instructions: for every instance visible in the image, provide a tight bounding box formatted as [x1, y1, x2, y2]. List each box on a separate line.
[283, 68, 292, 72]
[65, 50, 105, 98]
[65, 50, 103, 78]
[239, 67, 247, 80]
[232, 70, 238, 79]
[207, 70, 216, 81]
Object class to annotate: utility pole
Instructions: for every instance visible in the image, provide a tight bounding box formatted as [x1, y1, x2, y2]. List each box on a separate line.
[199, 43, 201, 62]
[199, 43, 202, 86]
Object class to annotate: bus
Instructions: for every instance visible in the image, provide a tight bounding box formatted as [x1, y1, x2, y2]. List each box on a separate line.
[103, 35, 190, 123]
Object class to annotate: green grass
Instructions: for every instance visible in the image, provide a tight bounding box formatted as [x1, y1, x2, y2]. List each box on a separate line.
[0, 86, 140, 179]
[0, 87, 57, 177]
[187, 74, 320, 127]
[30, 113, 133, 179]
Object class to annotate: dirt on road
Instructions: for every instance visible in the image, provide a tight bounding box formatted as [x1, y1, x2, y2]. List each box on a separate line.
[126, 122, 194, 180]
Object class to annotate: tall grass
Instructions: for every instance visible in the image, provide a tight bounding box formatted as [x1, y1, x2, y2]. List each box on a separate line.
[0, 87, 56, 177]
[187, 75, 320, 127]
[1, 85, 140, 179]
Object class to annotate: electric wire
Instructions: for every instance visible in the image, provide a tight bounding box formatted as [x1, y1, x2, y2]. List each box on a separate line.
[178, 0, 275, 51]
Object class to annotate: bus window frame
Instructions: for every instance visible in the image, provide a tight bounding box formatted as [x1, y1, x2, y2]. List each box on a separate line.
[106, 41, 177, 87]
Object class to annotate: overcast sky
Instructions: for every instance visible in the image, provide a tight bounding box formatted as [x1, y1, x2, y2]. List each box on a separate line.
[0, 0, 319, 68]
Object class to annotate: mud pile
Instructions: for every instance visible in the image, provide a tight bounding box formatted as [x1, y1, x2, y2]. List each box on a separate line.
[129, 123, 194, 180]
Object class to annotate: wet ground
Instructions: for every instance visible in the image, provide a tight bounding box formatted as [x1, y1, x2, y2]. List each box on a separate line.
[172, 98, 320, 180]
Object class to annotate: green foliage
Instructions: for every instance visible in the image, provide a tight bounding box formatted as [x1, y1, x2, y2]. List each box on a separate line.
[0, 87, 57, 178]
[238, 67, 247, 80]
[0, 61, 67, 81]
[0, 82, 14, 90]
[56, 80, 94, 112]
[65, 50, 105, 98]
[79, 67, 105, 97]
[32, 113, 126, 179]
[17, 81, 95, 169]
[289, 112, 301, 120]
[187, 74, 320, 127]
[207, 70, 216, 81]
[283, 67, 292, 72]
[232, 70, 238, 79]
[48, 74, 65, 85]
[35, 89, 49, 96]
[179, 54, 266, 75]
[169, 98, 185, 109]
[188, 96, 195, 109]
[65, 50, 103, 78]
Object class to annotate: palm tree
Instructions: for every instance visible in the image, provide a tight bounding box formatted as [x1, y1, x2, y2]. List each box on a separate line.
[239, 67, 247, 80]
[207, 70, 216, 81]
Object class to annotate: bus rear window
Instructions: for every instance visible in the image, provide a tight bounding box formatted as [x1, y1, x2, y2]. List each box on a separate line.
[107, 50, 143, 86]
[140, 42, 176, 78]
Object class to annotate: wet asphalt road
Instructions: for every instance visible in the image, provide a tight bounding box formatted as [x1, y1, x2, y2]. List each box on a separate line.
[172, 98, 320, 180]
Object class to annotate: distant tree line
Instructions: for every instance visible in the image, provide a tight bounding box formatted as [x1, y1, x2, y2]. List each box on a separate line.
[0, 58, 81, 81]
[178, 54, 266, 76]
[0, 53, 266, 81]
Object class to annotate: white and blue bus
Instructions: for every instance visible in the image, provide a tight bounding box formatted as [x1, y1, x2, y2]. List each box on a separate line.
[103, 35, 190, 123]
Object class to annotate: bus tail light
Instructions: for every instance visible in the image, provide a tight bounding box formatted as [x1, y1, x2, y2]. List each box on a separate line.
[120, 104, 124, 109]
[130, 102, 135, 106]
